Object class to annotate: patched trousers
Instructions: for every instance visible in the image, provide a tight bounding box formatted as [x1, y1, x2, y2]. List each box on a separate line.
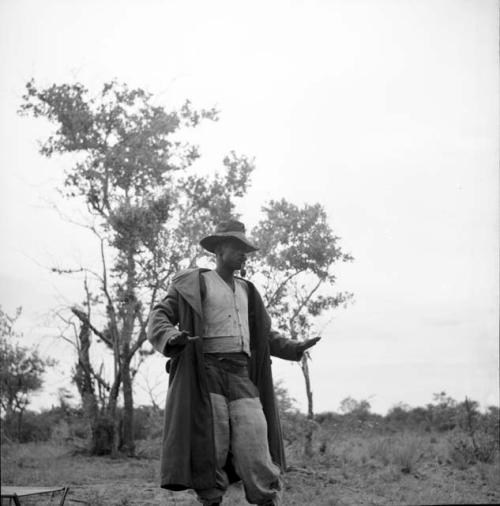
[195, 353, 282, 506]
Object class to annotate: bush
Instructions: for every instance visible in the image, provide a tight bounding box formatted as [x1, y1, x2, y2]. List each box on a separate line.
[132, 406, 163, 440]
[315, 411, 343, 426]
[386, 404, 411, 429]
[280, 410, 309, 446]
[368, 436, 392, 465]
[391, 434, 421, 473]
[448, 399, 500, 467]
[405, 407, 431, 430]
[2, 409, 58, 442]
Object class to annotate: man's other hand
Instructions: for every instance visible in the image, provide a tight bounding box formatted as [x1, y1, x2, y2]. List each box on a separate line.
[297, 336, 321, 354]
[170, 330, 200, 347]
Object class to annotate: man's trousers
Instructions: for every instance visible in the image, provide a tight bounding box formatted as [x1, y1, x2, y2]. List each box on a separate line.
[195, 353, 282, 505]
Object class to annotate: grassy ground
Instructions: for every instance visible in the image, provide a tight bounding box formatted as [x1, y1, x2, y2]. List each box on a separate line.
[1, 430, 499, 505]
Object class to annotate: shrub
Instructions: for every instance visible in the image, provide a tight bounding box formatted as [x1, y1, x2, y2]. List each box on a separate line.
[368, 437, 392, 466]
[368, 434, 423, 473]
[386, 404, 411, 429]
[133, 405, 163, 440]
[339, 397, 372, 422]
[2, 409, 57, 442]
[482, 406, 500, 446]
[448, 429, 497, 468]
[448, 399, 500, 467]
[315, 411, 343, 426]
[280, 410, 309, 446]
[405, 406, 431, 430]
[391, 434, 421, 473]
[448, 431, 477, 469]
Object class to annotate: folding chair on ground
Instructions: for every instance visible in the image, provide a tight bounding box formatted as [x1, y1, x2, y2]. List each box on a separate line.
[0, 486, 69, 506]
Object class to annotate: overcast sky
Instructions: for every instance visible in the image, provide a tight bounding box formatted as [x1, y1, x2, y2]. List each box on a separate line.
[0, 0, 498, 414]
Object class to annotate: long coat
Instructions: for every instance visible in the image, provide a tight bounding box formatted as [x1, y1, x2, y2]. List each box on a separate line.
[147, 268, 303, 491]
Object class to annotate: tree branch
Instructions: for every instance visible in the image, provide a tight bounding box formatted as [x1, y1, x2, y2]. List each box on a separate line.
[266, 269, 305, 309]
[129, 308, 148, 359]
[87, 364, 111, 392]
[71, 307, 113, 348]
[288, 278, 323, 338]
[95, 233, 120, 356]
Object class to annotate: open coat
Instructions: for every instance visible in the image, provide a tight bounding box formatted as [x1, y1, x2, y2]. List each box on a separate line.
[147, 268, 303, 491]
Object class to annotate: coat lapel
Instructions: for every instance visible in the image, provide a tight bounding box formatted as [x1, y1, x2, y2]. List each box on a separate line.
[172, 268, 206, 319]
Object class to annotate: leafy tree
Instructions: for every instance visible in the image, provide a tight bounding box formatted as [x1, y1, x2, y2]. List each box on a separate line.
[249, 199, 353, 456]
[406, 406, 432, 429]
[20, 80, 253, 455]
[427, 391, 458, 431]
[432, 391, 457, 408]
[386, 402, 411, 428]
[0, 306, 55, 440]
[339, 396, 371, 416]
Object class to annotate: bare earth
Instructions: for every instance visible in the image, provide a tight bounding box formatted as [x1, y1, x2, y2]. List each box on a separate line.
[1, 431, 499, 505]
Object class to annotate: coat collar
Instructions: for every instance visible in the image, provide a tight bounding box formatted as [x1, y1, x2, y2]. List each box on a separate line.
[171, 268, 205, 318]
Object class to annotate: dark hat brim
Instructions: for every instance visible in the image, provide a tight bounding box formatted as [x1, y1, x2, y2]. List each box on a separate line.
[200, 231, 259, 254]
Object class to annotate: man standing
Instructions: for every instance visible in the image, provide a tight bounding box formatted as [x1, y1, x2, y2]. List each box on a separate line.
[148, 219, 320, 505]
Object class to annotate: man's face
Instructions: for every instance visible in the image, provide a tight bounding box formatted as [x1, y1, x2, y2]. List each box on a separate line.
[218, 239, 247, 271]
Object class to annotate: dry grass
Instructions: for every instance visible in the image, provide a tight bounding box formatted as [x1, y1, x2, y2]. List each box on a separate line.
[1, 430, 499, 505]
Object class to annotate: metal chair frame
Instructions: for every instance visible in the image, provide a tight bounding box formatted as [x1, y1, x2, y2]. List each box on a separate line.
[1, 486, 69, 506]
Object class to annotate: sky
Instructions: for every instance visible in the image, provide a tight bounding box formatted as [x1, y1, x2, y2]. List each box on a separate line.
[0, 0, 498, 415]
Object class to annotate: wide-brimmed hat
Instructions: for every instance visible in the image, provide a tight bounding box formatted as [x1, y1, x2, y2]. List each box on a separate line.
[200, 219, 258, 253]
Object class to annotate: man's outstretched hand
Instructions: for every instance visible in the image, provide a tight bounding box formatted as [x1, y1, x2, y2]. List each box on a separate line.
[297, 336, 321, 355]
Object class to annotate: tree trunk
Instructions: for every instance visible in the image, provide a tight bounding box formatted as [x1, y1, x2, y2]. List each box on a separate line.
[107, 297, 124, 457]
[4, 405, 15, 441]
[74, 317, 101, 453]
[119, 249, 137, 456]
[121, 355, 135, 455]
[301, 355, 315, 458]
[91, 415, 115, 456]
[17, 409, 24, 442]
[107, 374, 121, 457]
